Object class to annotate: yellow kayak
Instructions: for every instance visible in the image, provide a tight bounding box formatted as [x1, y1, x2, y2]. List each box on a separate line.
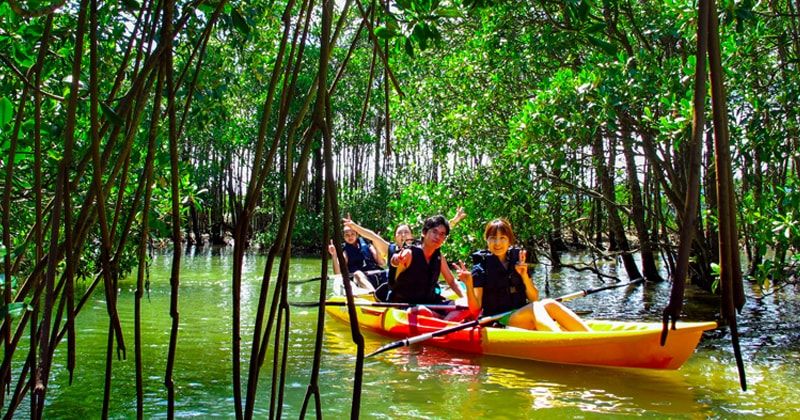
[325, 296, 716, 370]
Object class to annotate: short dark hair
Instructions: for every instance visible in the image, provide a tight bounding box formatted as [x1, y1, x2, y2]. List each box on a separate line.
[422, 215, 450, 236]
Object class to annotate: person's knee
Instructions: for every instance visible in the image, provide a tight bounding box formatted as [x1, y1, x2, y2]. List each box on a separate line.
[353, 271, 375, 291]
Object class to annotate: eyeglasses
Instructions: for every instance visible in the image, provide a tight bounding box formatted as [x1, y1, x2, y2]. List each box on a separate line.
[428, 228, 448, 238]
[487, 236, 509, 244]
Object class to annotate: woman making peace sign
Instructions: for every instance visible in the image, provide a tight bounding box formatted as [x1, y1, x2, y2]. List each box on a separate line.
[455, 219, 589, 331]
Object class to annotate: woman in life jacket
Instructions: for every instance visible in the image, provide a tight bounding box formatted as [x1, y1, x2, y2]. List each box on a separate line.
[454, 219, 589, 331]
[328, 224, 385, 292]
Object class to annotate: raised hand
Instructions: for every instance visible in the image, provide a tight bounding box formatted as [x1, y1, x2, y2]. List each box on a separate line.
[393, 248, 412, 268]
[515, 249, 529, 277]
[453, 260, 473, 286]
[327, 240, 336, 256]
[450, 206, 467, 226]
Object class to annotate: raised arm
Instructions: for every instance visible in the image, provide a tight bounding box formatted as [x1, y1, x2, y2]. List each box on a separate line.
[343, 217, 390, 259]
[440, 255, 465, 298]
[390, 248, 413, 278]
[327, 240, 342, 275]
[369, 244, 386, 267]
[454, 260, 482, 317]
[449, 207, 467, 228]
[515, 249, 539, 302]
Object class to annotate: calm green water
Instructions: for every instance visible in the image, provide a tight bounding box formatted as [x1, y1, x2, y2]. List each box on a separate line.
[9, 247, 800, 418]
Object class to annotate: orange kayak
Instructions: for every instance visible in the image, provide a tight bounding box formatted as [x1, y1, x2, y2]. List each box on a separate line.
[325, 296, 716, 370]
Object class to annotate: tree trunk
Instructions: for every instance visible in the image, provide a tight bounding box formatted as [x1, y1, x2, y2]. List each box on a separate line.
[189, 200, 203, 247]
[620, 125, 663, 281]
[592, 131, 643, 280]
[313, 145, 323, 214]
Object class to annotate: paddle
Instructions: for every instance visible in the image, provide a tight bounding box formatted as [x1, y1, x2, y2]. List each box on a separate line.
[290, 300, 467, 311]
[288, 269, 385, 285]
[366, 277, 644, 358]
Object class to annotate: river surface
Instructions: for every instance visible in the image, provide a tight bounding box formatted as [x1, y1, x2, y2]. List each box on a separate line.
[9, 246, 800, 418]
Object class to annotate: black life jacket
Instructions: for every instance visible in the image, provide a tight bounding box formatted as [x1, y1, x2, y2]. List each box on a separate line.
[390, 245, 443, 304]
[470, 249, 527, 316]
[342, 238, 382, 274]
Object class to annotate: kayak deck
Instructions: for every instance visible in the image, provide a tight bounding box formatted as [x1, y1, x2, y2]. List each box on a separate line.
[324, 296, 716, 370]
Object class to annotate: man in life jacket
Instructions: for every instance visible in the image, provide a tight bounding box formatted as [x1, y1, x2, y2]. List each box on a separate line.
[388, 215, 465, 306]
[328, 225, 386, 292]
[341, 207, 467, 288]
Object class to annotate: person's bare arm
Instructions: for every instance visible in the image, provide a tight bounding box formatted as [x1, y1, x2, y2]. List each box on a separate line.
[515, 249, 539, 301]
[449, 207, 467, 228]
[343, 218, 390, 259]
[390, 248, 412, 278]
[454, 260, 481, 317]
[370, 244, 386, 267]
[440, 256, 465, 298]
[328, 240, 343, 275]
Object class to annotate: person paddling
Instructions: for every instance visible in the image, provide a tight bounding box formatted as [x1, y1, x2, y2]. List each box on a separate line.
[454, 219, 589, 331]
[389, 215, 465, 309]
[328, 225, 385, 292]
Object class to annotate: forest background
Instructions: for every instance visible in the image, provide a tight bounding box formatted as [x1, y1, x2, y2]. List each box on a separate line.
[1, 0, 799, 417]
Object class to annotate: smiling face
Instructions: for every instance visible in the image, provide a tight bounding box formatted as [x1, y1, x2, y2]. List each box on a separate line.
[483, 219, 516, 260]
[420, 215, 450, 251]
[486, 234, 511, 258]
[422, 225, 449, 249]
[394, 224, 413, 246]
[343, 226, 358, 245]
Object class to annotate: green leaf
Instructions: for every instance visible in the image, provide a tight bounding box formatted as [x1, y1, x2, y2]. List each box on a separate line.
[121, 0, 140, 11]
[101, 102, 124, 127]
[374, 26, 398, 39]
[404, 37, 415, 57]
[584, 23, 605, 33]
[586, 35, 617, 56]
[436, 7, 461, 18]
[0, 96, 14, 127]
[396, 0, 412, 10]
[231, 8, 250, 36]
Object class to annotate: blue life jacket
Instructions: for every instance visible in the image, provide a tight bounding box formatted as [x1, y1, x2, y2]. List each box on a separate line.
[342, 238, 382, 274]
[390, 245, 443, 304]
[471, 249, 527, 316]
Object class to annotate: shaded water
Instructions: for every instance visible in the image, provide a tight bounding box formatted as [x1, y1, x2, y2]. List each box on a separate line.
[9, 247, 800, 418]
